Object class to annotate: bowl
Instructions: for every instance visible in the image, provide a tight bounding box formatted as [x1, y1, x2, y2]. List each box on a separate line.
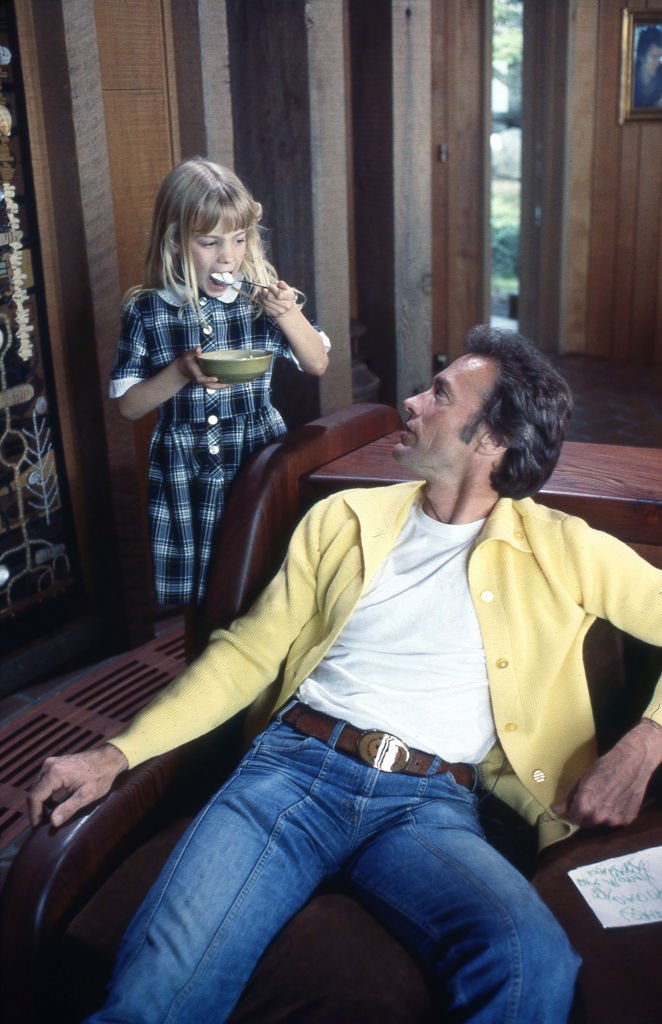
[197, 348, 274, 384]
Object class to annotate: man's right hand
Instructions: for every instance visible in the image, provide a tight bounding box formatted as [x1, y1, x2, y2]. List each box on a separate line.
[28, 744, 129, 828]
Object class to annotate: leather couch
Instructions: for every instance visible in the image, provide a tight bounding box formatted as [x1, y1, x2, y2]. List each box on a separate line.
[1, 403, 661, 1023]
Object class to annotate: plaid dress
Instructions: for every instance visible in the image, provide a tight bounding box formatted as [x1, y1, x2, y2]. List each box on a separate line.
[110, 286, 322, 605]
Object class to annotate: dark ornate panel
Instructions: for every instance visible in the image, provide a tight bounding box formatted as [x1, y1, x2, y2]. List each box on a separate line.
[0, 1, 81, 655]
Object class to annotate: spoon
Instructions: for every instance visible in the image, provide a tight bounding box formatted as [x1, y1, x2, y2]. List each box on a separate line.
[209, 273, 305, 306]
[210, 272, 270, 291]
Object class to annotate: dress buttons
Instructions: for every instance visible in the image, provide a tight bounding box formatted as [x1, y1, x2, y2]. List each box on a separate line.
[496, 658, 509, 669]
[206, 388, 216, 395]
[532, 769, 546, 783]
[481, 590, 494, 603]
[505, 722, 518, 732]
[209, 444, 220, 455]
[202, 324, 213, 336]
[200, 297, 207, 305]
[208, 415, 219, 426]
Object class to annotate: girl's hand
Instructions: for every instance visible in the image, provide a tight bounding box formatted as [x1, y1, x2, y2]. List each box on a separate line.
[178, 347, 228, 389]
[261, 280, 298, 320]
[259, 283, 328, 377]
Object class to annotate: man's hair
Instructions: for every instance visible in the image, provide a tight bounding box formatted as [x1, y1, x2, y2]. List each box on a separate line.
[463, 324, 572, 499]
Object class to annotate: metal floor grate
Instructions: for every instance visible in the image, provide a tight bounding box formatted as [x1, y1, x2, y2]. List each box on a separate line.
[0, 629, 186, 852]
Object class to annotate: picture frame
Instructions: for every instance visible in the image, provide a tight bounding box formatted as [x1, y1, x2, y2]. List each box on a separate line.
[619, 9, 662, 123]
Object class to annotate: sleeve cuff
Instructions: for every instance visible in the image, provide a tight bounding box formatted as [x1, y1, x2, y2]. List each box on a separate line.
[109, 376, 142, 399]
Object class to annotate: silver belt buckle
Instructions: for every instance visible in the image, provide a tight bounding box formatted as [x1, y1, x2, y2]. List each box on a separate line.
[356, 730, 410, 773]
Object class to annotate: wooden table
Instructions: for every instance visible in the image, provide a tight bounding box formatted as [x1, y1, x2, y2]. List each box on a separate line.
[307, 433, 662, 561]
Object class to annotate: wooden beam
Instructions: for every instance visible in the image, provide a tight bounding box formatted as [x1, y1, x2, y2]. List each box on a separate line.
[305, 0, 353, 415]
[26, 0, 154, 645]
[392, 0, 432, 405]
[226, 0, 352, 424]
[169, 0, 234, 164]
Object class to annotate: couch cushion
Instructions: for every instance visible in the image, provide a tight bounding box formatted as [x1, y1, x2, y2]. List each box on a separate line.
[533, 802, 662, 1024]
[227, 893, 438, 1023]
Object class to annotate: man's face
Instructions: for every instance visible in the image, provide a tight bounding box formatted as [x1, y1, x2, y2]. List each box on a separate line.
[393, 354, 500, 478]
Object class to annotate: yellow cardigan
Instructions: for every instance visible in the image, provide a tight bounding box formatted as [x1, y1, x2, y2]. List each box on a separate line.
[112, 482, 662, 849]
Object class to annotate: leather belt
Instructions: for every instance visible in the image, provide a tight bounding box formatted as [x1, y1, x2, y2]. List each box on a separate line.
[281, 701, 474, 789]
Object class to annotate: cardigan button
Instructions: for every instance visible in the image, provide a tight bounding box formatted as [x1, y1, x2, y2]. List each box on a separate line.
[532, 769, 546, 783]
[496, 658, 509, 669]
[480, 590, 494, 603]
[505, 722, 518, 732]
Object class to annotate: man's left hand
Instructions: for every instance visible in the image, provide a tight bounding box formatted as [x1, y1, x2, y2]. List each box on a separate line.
[553, 718, 662, 828]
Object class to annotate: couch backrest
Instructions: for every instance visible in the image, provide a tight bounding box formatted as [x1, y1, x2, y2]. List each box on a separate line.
[189, 403, 403, 658]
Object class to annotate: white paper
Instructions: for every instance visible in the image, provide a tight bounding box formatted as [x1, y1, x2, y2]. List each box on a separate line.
[569, 845, 662, 928]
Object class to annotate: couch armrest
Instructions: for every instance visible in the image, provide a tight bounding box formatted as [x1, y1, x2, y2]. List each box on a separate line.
[533, 800, 662, 1023]
[0, 748, 183, 1024]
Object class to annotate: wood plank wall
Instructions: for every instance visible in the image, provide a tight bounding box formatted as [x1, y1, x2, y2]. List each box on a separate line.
[563, 0, 662, 362]
[431, 0, 491, 364]
[519, 0, 569, 353]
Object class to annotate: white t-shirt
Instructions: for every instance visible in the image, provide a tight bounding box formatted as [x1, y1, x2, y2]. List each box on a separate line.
[298, 500, 497, 762]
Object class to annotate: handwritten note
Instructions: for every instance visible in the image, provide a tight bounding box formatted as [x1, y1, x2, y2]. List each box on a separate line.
[569, 846, 662, 928]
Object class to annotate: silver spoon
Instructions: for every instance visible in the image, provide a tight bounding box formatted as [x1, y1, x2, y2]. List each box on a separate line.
[210, 272, 270, 290]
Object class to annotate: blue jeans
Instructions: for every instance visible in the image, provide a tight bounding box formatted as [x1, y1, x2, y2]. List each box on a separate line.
[87, 715, 580, 1023]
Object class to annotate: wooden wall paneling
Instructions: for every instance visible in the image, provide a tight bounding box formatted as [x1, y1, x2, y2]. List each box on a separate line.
[631, 124, 662, 363]
[95, 0, 182, 617]
[433, 0, 490, 363]
[95, 0, 178, 294]
[658, 177, 662, 364]
[305, 0, 353, 415]
[562, 0, 662, 365]
[431, 0, 449, 360]
[648, 0, 662, 364]
[610, 121, 640, 359]
[392, 0, 433, 407]
[540, 1, 568, 354]
[59, 0, 156, 644]
[343, 0, 358, 323]
[18, 1, 154, 660]
[349, 0, 397, 404]
[518, 0, 541, 345]
[519, 0, 568, 353]
[101, 92, 176, 291]
[227, 0, 352, 426]
[169, 0, 234, 164]
[584, 1, 624, 357]
[562, 0, 598, 354]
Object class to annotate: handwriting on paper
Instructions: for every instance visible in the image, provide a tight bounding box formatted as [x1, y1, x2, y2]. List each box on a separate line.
[569, 845, 662, 928]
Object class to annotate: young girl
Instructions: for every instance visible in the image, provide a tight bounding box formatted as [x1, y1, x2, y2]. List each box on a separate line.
[109, 157, 330, 606]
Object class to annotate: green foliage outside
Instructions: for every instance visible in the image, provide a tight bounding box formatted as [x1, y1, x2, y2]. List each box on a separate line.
[491, 0, 522, 300]
[493, 0, 522, 68]
[492, 187, 519, 295]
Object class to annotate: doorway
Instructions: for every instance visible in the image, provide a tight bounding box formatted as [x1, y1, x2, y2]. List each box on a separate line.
[490, 0, 522, 330]
[489, 0, 569, 352]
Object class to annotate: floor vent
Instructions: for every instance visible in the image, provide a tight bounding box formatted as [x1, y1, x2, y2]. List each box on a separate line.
[0, 627, 186, 851]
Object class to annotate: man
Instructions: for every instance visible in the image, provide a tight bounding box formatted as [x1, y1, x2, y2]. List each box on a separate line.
[30, 326, 662, 1023]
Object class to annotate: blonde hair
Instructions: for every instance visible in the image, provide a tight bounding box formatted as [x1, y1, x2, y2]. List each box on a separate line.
[126, 157, 278, 319]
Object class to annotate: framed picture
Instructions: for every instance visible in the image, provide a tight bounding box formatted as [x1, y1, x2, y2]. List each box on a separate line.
[620, 9, 662, 122]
